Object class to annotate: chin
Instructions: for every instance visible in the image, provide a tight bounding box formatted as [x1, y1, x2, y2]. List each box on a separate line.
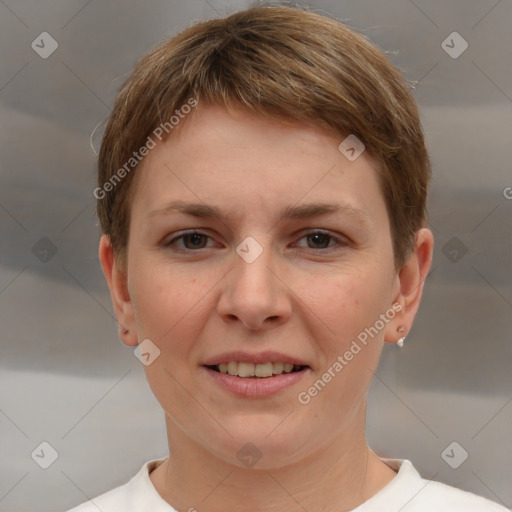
[204, 424, 312, 470]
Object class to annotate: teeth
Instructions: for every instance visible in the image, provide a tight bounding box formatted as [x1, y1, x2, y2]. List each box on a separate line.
[255, 362, 273, 378]
[238, 362, 255, 377]
[227, 361, 238, 376]
[272, 362, 284, 374]
[215, 362, 304, 378]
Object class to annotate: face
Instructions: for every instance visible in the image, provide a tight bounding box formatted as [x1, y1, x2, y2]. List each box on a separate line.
[113, 103, 404, 469]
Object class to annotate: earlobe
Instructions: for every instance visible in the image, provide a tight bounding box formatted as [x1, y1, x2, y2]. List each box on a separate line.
[384, 228, 434, 345]
[98, 235, 139, 347]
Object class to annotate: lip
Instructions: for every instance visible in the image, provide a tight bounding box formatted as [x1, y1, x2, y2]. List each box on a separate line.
[202, 365, 310, 398]
[201, 350, 310, 367]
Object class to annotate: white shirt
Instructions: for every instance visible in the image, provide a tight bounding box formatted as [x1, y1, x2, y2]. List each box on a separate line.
[66, 457, 508, 511]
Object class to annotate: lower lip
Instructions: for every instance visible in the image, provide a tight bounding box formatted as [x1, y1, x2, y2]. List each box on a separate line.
[202, 366, 309, 398]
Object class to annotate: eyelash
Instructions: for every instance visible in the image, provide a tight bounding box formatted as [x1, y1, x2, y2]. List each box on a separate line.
[164, 230, 347, 253]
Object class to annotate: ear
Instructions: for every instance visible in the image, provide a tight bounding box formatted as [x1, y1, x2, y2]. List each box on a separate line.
[99, 235, 138, 347]
[384, 228, 434, 344]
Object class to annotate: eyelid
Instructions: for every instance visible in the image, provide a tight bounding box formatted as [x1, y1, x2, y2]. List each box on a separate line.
[163, 229, 216, 249]
[295, 229, 348, 246]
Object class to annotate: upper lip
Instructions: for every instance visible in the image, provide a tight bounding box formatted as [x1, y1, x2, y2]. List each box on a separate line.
[202, 350, 310, 367]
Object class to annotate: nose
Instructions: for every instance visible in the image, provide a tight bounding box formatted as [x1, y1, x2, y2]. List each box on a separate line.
[217, 239, 292, 332]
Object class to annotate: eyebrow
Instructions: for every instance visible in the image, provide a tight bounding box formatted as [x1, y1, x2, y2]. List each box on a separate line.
[148, 200, 371, 226]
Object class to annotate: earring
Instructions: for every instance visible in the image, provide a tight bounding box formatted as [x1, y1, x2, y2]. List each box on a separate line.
[396, 326, 405, 348]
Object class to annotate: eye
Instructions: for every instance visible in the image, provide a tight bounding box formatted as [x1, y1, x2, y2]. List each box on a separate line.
[163, 230, 347, 253]
[295, 230, 346, 251]
[164, 231, 213, 251]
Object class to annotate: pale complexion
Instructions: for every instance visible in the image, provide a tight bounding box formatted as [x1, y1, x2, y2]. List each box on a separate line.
[100, 103, 433, 511]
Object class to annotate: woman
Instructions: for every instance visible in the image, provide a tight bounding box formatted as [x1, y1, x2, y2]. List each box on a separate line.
[68, 5, 507, 511]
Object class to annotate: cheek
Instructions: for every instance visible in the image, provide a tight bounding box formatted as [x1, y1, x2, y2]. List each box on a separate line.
[299, 271, 387, 416]
[129, 260, 197, 340]
[129, 258, 222, 371]
[304, 266, 386, 343]
[302, 264, 391, 398]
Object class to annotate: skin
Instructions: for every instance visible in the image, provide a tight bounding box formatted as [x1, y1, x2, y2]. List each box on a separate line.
[100, 103, 433, 512]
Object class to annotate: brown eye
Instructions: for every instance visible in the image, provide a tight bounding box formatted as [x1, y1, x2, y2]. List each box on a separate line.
[165, 231, 211, 250]
[306, 232, 333, 249]
[295, 230, 346, 251]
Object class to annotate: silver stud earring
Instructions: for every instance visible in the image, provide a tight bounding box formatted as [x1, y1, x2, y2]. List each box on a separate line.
[397, 326, 405, 348]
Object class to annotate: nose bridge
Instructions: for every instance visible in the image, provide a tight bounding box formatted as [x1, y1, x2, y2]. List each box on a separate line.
[233, 234, 276, 295]
[218, 233, 290, 329]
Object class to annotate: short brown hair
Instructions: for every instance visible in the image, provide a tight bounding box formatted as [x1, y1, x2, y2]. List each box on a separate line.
[97, 4, 431, 271]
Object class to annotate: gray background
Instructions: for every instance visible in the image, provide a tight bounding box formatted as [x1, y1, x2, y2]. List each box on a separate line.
[0, 1, 511, 511]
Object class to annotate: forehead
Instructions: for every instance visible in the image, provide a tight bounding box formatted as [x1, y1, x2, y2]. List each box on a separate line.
[130, 103, 387, 227]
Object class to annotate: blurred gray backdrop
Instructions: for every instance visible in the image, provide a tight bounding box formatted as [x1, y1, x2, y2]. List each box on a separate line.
[0, 1, 511, 511]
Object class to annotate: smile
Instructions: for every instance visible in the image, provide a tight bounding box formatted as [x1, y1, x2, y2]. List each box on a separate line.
[206, 362, 307, 378]
[203, 364, 310, 398]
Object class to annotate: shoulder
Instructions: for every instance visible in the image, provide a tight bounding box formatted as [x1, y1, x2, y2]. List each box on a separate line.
[414, 479, 508, 511]
[378, 459, 509, 512]
[64, 480, 129, 512]
[64, 458, 169, 512]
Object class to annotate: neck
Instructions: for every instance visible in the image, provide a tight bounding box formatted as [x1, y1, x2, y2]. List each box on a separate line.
[150, 415, 397, 512]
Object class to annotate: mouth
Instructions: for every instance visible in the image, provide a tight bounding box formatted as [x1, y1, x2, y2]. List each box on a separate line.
[205, 362, 308, 378]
